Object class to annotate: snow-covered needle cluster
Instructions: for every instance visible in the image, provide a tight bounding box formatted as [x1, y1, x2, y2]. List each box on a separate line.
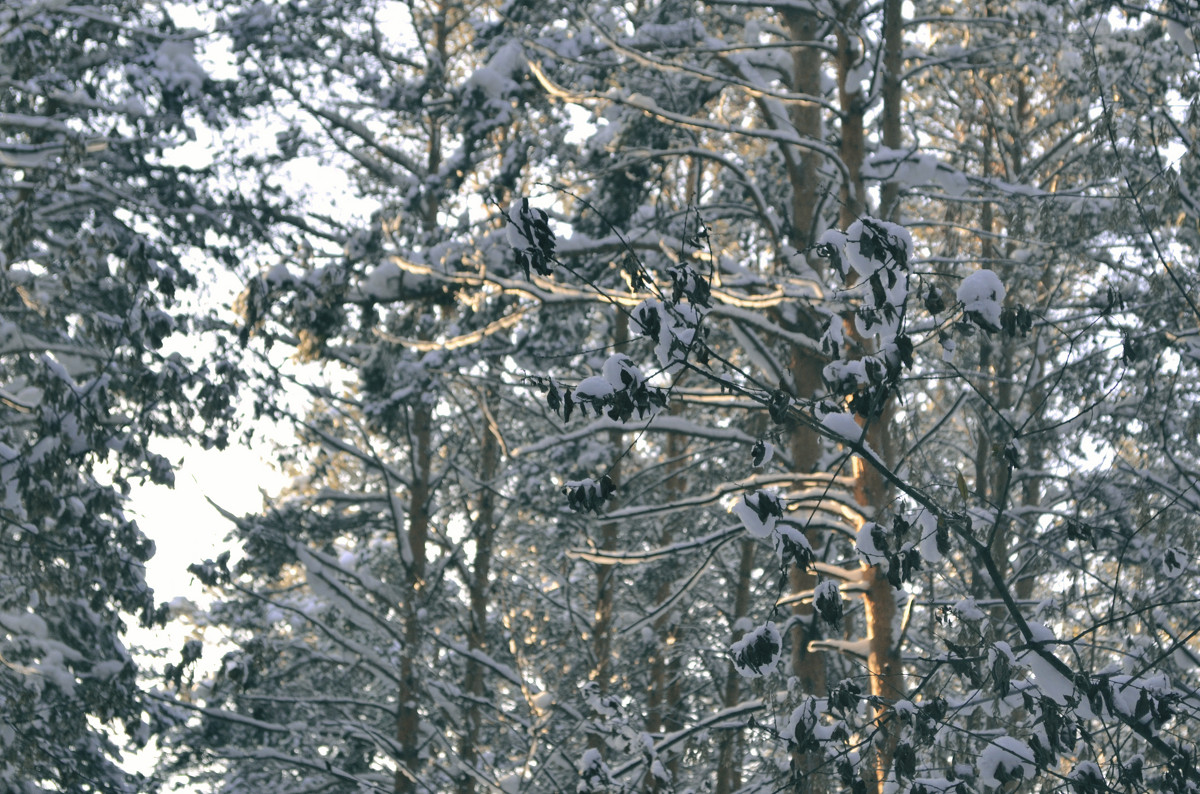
[3, 1, 1200, 793]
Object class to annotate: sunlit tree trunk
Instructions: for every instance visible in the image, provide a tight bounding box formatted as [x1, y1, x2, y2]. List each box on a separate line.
[860, 5, 907, 789]
[853, 419, 903, 794]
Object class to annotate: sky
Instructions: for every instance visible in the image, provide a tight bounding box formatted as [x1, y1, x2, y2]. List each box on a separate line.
[129, 441, 271, 607]
[122, 439, 277, 788]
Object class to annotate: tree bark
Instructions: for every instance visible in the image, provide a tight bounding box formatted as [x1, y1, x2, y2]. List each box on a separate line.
[782, 9, 825, 251]
[853, 413, 904, 794]
[880, 0, 904, 221]
[715, 538, 756, 794]
[835, 1, 867, 227]
[648, 394, 688, 790]
[396, 402, 433, 794]
[592, 311, 629, 708]
[780, 11, 832, 790]
[458, 387, 502, 794]
[397, 10, 447, 787]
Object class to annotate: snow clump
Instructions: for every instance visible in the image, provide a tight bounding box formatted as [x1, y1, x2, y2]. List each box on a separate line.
[577, 748, 613, 792]
[732, 489, 781, 539]
[730, 622, 782, 678]
[978, 736, 1036, 789]
[957, 269, 1006, 331]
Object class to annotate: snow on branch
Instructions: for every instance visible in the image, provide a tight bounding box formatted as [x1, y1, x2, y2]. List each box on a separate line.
[730, 622, 782, 678]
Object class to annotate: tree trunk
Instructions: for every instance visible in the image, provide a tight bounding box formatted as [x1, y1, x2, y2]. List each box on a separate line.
[854, 414, 903, 794]
[396, 402, 433, 794]
[880, 0, 904, 221]
[782, 9, 825, 251]
[715, 538, 756, 794]
[459, 387, 502, 794]
[592, 311, 629, 712]
[846, 0, 907, 747]
[399, 10, 447, 788]
[780, 11, 831, 790]
[648, 395, 688, 790]
[836, 1, 867, 227]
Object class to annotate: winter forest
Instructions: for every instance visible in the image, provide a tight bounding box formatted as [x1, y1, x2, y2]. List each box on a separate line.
[4, 0, 1200, 791]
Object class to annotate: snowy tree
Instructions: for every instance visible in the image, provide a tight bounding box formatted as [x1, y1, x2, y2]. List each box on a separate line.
[0, 1, 241, 790]
[492, 1, 1200, 791]
[152, 1, 604, 792]
[160, 1, 1200, 793]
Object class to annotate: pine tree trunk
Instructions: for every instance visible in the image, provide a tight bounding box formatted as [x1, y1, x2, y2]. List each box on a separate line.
[715, 538, 756, 794]
[857, 7, 908, 783]
[459, 387, 502, 794]
[854, 416, 903, 794]
[880, 0, 905, 220]
[396, 402, 432, 794]
[398, 11, 447, 788]
[780, 11, 832, 790]
[836, 0, 866, 226]
[592, 311, 629, 709]
[648, 397, 688, 790]
[782, 8, 824, 251]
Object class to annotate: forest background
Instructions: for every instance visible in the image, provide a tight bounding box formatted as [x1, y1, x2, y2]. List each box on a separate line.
[3, 0, 1200, 792]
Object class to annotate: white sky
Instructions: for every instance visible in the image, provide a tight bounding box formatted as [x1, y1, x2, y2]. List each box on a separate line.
[128, 441, 272, 606]
[120, 439, 279, 787]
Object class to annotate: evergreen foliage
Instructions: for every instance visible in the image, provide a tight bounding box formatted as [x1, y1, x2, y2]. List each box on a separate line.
[7, 0, 1200, 792]
[0, 1, 241, 790]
